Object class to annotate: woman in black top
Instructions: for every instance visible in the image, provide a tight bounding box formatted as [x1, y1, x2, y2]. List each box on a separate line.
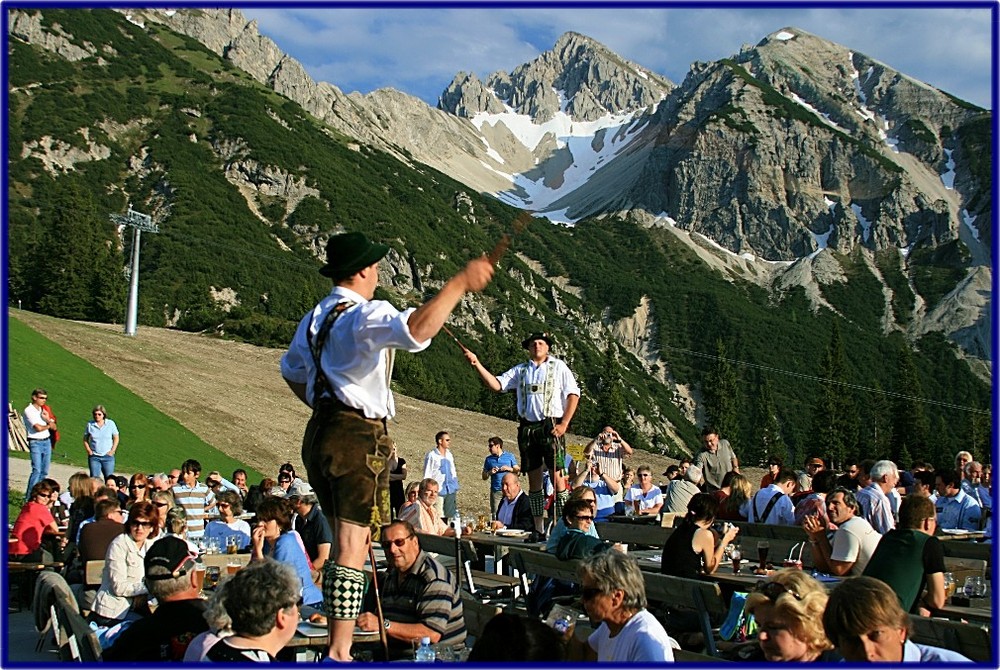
[660, 493, 739, 578]
[387, 444, 407, 518]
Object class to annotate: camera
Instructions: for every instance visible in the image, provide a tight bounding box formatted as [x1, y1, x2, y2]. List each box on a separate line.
[712, 521, 731, 535]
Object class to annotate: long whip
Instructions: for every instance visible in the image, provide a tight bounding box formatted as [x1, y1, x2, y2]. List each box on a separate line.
[487, 210, 533, 265]
[367, 539, 390, 661]
[440, 211, 534, 355]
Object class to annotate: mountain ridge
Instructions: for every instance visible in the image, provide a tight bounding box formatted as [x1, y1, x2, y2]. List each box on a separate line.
[5, 7, 990, 468]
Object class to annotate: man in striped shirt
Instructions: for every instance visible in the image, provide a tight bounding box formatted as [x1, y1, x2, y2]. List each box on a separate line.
[356, 520, 465, 659]
[172, 459, 215, 539]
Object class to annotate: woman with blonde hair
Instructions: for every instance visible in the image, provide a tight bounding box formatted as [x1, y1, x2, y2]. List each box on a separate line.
[398, 481, 420, 516]
[716, 472, 751, 521]
[744, 569, 839, 662]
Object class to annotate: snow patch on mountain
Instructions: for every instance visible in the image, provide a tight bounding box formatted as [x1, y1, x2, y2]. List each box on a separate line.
[941, 148, 956, 189]
[789, 92, 844, 131]
[851, 203, 872, 242]
[471, 106, 643, 219]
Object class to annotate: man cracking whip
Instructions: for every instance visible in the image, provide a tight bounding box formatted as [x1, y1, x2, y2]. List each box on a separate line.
[281, 231, 493, 661]
[463, 332, 580, 538]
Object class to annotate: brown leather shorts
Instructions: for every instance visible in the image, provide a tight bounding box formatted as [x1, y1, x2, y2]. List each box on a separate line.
[302, 398, 392, 538]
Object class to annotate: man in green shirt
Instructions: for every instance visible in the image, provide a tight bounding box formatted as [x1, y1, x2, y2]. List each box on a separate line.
[862, 494, 946, 614]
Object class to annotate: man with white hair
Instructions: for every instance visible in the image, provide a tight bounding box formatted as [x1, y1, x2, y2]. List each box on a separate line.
[962, 461, 985, 507]
[855, 459, 897, 534]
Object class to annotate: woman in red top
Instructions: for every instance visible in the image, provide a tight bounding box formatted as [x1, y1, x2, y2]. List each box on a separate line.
[10, 480, 63, 561]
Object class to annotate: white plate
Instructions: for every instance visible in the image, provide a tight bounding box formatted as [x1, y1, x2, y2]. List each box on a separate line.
[302, 619, 327, 629]
[495, 529, 529, 537]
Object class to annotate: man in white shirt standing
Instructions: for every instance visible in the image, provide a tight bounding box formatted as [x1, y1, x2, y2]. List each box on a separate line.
[742, 469, 797, 525]
[281, 231, 493, 662]
[423, 431, 460, 519]
[464, 332, 580, 537]
[22, 388, 57, 497]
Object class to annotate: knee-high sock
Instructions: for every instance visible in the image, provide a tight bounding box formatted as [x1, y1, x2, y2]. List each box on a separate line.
[323, 563, 367, 620]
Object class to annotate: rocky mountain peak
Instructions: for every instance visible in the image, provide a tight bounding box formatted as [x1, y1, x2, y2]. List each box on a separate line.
[439, 31, 674, 122]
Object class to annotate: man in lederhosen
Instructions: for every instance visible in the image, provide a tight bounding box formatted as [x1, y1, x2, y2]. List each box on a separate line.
[281, 231, 493, 661]
[464, 332, 580, 537]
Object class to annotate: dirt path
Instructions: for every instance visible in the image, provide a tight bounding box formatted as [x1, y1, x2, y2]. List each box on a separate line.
[9, 309, 697, 516]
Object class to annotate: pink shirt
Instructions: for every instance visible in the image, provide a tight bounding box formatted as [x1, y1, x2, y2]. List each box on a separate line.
[399, 501, 448, 535]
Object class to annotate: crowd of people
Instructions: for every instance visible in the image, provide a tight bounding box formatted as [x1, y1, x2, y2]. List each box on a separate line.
[11, 230, 990, 663]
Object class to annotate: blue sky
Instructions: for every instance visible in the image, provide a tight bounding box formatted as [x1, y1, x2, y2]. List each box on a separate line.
[242, 3, 995, 111]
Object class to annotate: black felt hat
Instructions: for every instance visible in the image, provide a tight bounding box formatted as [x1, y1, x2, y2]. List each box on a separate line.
[319, 232, 390, 279]
[521, 332, 555, 349]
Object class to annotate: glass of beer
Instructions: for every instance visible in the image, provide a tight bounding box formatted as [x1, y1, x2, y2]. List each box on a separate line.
[731, 546, 742, 574]
[757, 541, 770, 570]
[226, 536, 239, 554]
[193, 564, 206, 592]
[226, 558, 241, 576]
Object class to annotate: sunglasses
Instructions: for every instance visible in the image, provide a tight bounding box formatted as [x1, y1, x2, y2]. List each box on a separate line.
[581, 587, 605, 600]
[755, 580, 803, 602]
[131, 484, 146, 489]
[131, 520, 154, 529]
[638, 473, 651, 478]
[153, 502, 170, 508]
[381, 535, 414, 549]
[218, 503, 231, 508]
[574, 515, 594, 521]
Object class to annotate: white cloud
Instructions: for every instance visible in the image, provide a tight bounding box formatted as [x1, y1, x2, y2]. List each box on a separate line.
[243, 5, 993, 110]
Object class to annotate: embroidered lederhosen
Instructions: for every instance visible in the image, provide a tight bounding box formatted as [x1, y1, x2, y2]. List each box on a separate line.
[303, 301, 391, 539]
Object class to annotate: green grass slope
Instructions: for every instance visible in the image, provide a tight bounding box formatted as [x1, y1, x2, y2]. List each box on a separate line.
[6, 316, 264, 481]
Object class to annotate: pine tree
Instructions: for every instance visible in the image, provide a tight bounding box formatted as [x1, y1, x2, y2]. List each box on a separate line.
[596, 339, 631, 440]
[889, 345, 930, 465]
[33, 178, 126, 321]
[747, 369, 784, 468]
[702, 338, 741, 445]
[809, 323, 860, 469]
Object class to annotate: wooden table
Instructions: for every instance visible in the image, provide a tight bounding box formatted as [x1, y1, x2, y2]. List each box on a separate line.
[937, 530, 986, 542]
[934, 598, 992, 625]
[465, 531, 545, 573]
[285, 624, 380, 648]
[631, 549, 845, 592]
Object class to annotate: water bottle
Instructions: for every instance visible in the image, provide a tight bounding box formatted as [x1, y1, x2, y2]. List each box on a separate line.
[415, 637, 436, 662]
[452, 512, 462, 538]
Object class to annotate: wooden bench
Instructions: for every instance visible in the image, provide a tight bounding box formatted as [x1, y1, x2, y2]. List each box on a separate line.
[459, 593, 501, 642]
[507, 547, 582, 589]
[909, 617, 992, 662]
[941, 539, 991, 566]
[943, 556, 987, 585]
[594, 522, 672, 548]
[643, 572, 729, 657]
[417, 533, 520, 600]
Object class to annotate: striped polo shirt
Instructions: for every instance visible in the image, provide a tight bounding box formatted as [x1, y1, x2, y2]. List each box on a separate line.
[172, 482, 214, 539]
[381, 551, 466, 658]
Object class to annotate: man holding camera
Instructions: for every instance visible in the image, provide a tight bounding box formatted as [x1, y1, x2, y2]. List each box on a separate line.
[572, 427, 631, 520]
